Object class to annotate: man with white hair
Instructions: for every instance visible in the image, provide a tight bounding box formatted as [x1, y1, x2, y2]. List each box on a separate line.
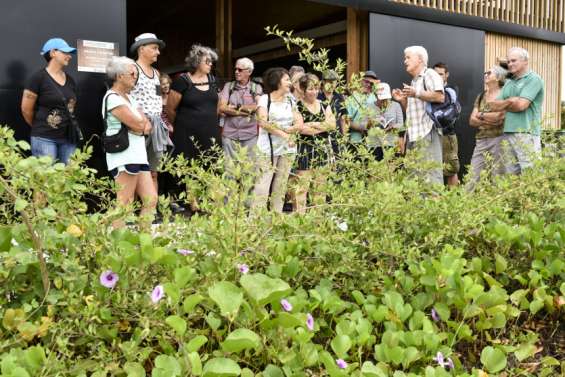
[219, 57, 263, 176]
[487, 47, 544, 175]
[392, 46, 445, 185]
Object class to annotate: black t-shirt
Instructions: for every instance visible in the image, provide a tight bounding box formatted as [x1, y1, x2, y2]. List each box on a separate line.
[25, 69, 77, 141]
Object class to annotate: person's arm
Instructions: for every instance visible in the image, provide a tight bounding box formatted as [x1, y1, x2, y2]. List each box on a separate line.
[391, 89, 407, 110]
[469, 107, 505, 128]
[487, 97, 531, 112]
[402, 84, 445, 103]
[165, 89, 182, 125]
[256, 106, 291, 138]
[110, 104, 151, 135]
[21, 90, 38, 126]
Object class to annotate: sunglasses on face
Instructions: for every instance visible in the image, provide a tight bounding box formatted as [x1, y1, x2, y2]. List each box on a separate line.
[484, 71, 491, 76]
[234, 67, 249, 72]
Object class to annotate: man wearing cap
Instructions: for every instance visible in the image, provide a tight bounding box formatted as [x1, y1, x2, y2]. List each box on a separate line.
[344, 70, 380, 153]
[318, 70, 346, 157]
[487, 47, 544, 175]
[129, 33, 172, 192]
[392, 46, 445, 185]
[368, 82, 404, 161]
[21, 38, 79, 164]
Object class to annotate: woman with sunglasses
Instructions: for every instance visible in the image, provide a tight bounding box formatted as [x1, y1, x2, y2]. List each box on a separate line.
[21, 38, 79, 164]
[165, 45, 220, 209]
[103, 56, 156, 229]
[467, 65, 508, 191]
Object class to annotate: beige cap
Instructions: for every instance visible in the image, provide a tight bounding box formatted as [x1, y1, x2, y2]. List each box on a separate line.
[376, 82, 392, 100]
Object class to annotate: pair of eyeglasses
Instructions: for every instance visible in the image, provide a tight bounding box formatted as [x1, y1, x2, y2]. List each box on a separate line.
[235, 68, 248, 72]
[204, 59, 213, 65]
[484, 71, 491, 76]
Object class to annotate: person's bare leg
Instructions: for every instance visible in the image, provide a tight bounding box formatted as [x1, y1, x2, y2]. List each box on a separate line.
[135, 172, 158, 231]
[113, 173, 139, 229]
[151, 171, 158, 193]
[447, 174, 460, 187]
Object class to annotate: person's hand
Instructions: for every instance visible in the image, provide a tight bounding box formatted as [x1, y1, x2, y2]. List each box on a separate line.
[143, 119, 153, 135]
[402, 83, 417, 98]
[392, 89, 405, 101]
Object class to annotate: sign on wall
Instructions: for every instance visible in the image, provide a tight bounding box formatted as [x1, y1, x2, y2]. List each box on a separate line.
[77, 39, 119, 73]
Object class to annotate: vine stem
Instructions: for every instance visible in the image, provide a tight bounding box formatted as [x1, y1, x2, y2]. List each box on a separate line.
[0, 174, 50, 295]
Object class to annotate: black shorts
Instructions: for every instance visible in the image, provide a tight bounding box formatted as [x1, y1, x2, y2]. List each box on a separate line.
[109, 164, 150, 178]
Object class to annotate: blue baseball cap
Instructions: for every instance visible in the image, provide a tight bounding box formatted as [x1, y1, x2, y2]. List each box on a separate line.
[40, 38, 76, 56]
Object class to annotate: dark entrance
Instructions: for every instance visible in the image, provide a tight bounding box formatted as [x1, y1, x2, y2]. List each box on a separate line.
[369, 13, 485, 175]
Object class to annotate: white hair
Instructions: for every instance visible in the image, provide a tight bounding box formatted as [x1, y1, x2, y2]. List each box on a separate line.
[404, 46, 429, 66]
[106, 56, 136, 81]
[508, 47, 529, 61]
[236, 57, 254, 72]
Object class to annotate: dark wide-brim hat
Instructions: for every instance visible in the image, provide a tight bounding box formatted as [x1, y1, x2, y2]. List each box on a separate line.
[130, 33, 165, 55]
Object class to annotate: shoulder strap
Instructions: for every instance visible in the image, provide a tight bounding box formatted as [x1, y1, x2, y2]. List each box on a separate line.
[180, 73, 193, 91]
[45, 73, 76, 120]
[267, 94, 274, 165]
[228, 81, 236, 99]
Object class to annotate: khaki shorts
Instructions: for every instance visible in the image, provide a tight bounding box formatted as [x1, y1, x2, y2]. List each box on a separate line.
[442, 133, 460, 177]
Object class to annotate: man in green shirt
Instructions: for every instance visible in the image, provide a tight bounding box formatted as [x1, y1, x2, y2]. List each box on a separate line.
[488, 47, 544, 175]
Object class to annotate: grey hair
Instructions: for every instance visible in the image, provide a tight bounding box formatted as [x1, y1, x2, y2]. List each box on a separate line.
[491, 65, 508, 86]
[184, 44, 218, 73]
[508, 47, 529, 61]
[106, 56, 136, 81]
[404, 46, 429, 66]
[236, 57, 254, 72]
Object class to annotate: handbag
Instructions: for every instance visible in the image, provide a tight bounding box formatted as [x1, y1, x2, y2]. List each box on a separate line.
[46, 74, 83, 144]
[101, 92, 129, 153]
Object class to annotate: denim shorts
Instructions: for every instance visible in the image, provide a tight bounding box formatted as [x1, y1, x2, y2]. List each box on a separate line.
[109, 164, 150, 178]
[30, 136, 76, 165]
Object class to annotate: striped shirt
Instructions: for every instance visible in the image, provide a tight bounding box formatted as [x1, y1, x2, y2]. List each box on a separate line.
[406, 68, 444, 142]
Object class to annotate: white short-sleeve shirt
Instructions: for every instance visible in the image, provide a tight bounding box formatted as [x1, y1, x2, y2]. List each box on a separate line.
[256, 94, 297, 156]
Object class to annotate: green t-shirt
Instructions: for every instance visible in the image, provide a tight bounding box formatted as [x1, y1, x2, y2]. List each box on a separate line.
[345, 92, 377, 144]
[499, 71, 544, 135]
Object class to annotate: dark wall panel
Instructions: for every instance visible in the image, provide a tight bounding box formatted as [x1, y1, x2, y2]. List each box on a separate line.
[369, 13, 485, 174]
[0, 0, 126, 173]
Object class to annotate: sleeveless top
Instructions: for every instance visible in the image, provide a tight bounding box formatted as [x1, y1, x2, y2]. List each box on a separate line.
[129, 63, 162, 116]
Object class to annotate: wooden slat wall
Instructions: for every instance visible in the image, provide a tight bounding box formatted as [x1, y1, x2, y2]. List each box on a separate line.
[390, 0, 565, 33]
[485, 32, 562, 130]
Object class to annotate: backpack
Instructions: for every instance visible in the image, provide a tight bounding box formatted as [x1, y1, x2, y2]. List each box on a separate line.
[227, 80, 259, 100]
[423, 71, 461, 130]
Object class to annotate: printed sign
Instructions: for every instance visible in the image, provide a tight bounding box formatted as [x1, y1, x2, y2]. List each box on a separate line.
[77, 39, 119, 73]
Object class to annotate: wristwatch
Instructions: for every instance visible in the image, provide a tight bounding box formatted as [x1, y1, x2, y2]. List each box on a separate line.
[479, 112, 485, 121]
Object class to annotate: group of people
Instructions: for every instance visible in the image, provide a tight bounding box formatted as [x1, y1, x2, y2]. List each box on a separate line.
[20, 34, 545, 226]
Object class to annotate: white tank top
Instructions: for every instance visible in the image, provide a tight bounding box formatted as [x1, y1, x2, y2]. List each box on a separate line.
[129, 63, 162, 116]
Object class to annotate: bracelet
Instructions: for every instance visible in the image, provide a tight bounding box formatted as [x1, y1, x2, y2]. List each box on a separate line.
[479, 112, 485, 121]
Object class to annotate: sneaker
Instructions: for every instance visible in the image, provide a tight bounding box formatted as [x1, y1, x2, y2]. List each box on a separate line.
[171, 202, 186, 214]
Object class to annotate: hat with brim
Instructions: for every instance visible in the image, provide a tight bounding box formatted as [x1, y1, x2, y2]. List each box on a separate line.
[130, 33, 165, 55]
[40, 38, 76, 56]
[362, 70, 379, 81]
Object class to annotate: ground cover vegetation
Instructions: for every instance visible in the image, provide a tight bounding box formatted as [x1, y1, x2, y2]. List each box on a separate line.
[0, 31, 563, 377]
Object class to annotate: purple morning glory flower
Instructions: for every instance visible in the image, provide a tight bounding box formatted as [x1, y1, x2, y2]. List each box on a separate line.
[100, 270, 119, 289]
[177, 249, 194, 256]
[433, 352, 454, 369]
[237, 264, 249, 274]
[151, 285, 164, 304]
[336, 359, 348, 369]
[306, 313, 314, 330]
[280, 299, 293, 312]
[431, 308, 440, 322]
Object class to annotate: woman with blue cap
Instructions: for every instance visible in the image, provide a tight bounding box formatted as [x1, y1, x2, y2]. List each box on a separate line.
[21, 38, 79, 164]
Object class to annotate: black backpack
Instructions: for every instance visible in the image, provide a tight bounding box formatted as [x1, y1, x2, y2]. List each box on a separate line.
[423, 72, 461, 130]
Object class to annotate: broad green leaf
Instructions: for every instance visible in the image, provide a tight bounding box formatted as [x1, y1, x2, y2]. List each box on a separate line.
[208, 281, 243, 318]
[202, 357, 241, 377]
[240, 273, 291, 306]
[165, 315, 187, 336]
[241, 368, 254, 377]
[529, 299, 544, 314]
[14, 198, 28, 212]
[433, 303, 450, 322]
[153, 355, 181, 377]
[23, 345, 46, 372]
[276, 312, 303, 328]
[0, 226, 12, 251]
[124, 362, 146, 377]
[185, 335, 208, 353]
[330, 334, 352, 358]
[361, 361, 387, 377]
[402, 347, 421, 369]
[183, 294, 204, 313]
[262, 365, 284, 377]
[515, 343, 537, 362]
[480, 346, 507, 373]
[222, 328, 261, 353]
[495, 254, 508, 274]
[188, 352, 203, 376]
[174, 266, 194, 287]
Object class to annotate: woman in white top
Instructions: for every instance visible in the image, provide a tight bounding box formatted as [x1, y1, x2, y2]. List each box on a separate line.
[103, 56, 157, 229]
[251, 67, 303, 213]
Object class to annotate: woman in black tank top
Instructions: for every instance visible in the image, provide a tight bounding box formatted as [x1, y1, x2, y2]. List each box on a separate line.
[292, 74, 336, 213]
